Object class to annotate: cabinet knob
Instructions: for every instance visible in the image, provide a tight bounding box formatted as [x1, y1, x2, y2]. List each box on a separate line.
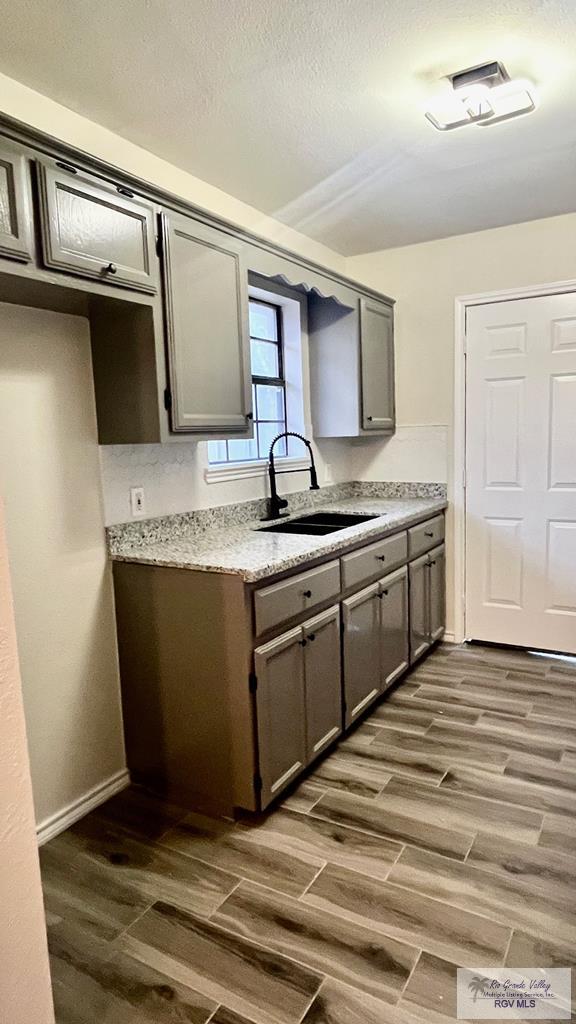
[307, 633, 316, 642]
[298, 638, 307, 647]
[367, 416, 373, 422]
[104, 262, 118, 275]
[382, 589, 389, 596]
[302, 589, 312, 598]
[246, 411, 254, 421]
[424, 531, 434, 538]
[428, 560, 436, 566]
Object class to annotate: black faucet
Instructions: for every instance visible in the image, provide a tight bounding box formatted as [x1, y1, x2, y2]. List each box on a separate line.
[262, 431, 319, 521]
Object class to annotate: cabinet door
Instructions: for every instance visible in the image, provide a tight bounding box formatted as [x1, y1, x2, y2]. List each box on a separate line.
[0, 139, 32, 262]
[428, 544, 446, 643]
[409, 553, 430, 664]
[254, 627, 307, 807]
[379, 566, 409, 691]
[37, 159, 158, 292]
[343, 582, 381, 726]
[302, 605, 342, 763]
[162, 212, 251, 434]
[359, 297, 395, 432]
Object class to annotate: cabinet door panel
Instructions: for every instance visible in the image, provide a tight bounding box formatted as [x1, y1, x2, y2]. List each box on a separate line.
[428, 544, 446, 643]
[162, 212, 251, 434]
[343, 583, 381, 726]
[303, 605, 342, 762]
[360, 297, 395, 432]
[254, 627, 306, 807]
[37, 160, 158, 292]
[379, 566, 409, 691]
[0, 140, 32, 262]
[409, 553, 430, 664]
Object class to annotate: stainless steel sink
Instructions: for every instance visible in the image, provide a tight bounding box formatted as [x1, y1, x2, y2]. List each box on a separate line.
[257, 512, 381, 535]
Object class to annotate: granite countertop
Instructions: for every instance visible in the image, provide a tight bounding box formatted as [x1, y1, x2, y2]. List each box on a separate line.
[109, 495, 447, 583]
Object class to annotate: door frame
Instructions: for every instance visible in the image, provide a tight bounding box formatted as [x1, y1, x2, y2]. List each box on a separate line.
[452, 278, 576, 644]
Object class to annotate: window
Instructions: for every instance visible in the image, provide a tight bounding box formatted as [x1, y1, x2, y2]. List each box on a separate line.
[207, 299, 288, 464]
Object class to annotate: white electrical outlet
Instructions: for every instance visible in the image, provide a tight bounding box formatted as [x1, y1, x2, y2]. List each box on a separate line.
[130, 486, 146, 517]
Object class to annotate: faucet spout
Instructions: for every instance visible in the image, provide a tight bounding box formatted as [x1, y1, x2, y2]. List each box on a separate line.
[261, 431, 320, 521]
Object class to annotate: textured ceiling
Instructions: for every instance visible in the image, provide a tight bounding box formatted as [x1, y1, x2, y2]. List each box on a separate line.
[0, 0, 574, 254]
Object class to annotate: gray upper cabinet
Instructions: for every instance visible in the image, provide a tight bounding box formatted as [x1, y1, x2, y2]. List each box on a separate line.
[36, 158, 158, 293]
[302, 605, 342, 762]
[254, 626, 307, 806]
[342, 582, 381, 726]
[161, 211, 252, 434]
[0, 139, 32, 263]
[309, 292, 395, 438]
[379, 565, 409, 691]
[360, 297, 395, 432]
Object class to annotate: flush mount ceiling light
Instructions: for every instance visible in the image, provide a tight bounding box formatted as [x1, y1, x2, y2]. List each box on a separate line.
[425, 61, 537, 131]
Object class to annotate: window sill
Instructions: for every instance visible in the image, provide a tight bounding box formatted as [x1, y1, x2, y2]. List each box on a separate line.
[204, 456, 310, 484]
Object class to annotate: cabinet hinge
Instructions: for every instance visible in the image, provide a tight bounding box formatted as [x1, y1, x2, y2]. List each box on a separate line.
[253, 772, 262, 794]
[164, 388, 172, 411]
[249, 672, 257, 694]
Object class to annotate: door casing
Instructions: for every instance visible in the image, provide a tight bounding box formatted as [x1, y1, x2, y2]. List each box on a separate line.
[453, 278, 576, 645]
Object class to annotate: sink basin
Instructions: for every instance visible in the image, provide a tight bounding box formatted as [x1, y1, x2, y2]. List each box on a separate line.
[257, 511, 381, 536]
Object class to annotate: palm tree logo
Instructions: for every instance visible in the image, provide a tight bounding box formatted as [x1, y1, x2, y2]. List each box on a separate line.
[468, 976, 488, 1002]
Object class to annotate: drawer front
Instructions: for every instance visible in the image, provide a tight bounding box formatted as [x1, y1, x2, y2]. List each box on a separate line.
[408, 515, 445, 559]
[37, 159, 159, 293]
[341, 531, 407, 592]
[254, 560, 341, 637]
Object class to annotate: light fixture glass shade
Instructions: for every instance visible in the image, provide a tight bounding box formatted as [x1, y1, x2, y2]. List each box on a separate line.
[426, 75, 536, 130]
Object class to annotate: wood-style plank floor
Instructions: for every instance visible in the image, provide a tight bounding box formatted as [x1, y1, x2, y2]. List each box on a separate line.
[41, 643, 576, 1023]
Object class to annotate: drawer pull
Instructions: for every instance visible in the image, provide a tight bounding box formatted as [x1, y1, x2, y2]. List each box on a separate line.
[302, 589, 312, 598]
[424, 531, 434, 537]
[103, 262, 118, 275]
[56, 160, 77, 174]
[382, 589, 389, 596]
[376, 554, 386, 562]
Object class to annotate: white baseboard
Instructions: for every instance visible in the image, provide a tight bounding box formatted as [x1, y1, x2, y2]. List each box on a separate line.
[443, 631, 458, 644]
[36, 768, 130, 846]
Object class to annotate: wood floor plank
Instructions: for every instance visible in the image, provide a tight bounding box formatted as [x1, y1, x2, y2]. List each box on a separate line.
[61, 816, 241, 918]
[378, 776, 543, 844]
[427, 720, 563, 762]
[458, 675, 571, 703]
[307, 755, 390, 798]
[304, 862, 510, 967]
[538, 813, 576, 854]
[504, 754, 576, 792]
[479, 711, 576, 749]
[50, 931, 217, 1024]
[93, 786, 189, 841]
[414, 684, 531, 718]
[210, 1009, 261, 1024]
[366, 704, 435, 734]
[332, 738, 449, 786]
[387, 842, 576, 945]
[241, 806, 401, 881]
[157, 812, 322, 898]
[440, 765, 576, 819]
[369, 726, 510, 770]
[506, 928, 576, 970]
[309, 789, 473, 860]
[301, 978, 427, 1024]
[374, 691, 481, 724]
[213, 880, 418, 1005]
[40, 841, 153, 943]
[121, 901, 323, 1024]
[280, 781, 327, 813]
[400, 951, 466, 1024]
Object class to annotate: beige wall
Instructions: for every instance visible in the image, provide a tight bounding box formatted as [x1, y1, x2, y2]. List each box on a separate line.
[0, 498, 54, 1023]
[347, 212, 576, 632]
[0, 304, 126, 833]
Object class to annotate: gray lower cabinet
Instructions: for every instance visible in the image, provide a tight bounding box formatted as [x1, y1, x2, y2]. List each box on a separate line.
[161, 211, 252, 434]
[302, 605, 342, 762]
[254, 626, 307, 806]
[360, 297, 395, 432]
[0, 139, 32, 262]
[409, 543, 446, 663]
[343, 582, 381, 726]
[380, 565, 409, 690]
[36, 158, 159, 292]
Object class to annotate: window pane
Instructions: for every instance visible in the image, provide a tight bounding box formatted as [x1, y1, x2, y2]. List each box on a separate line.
[227, 436, 258, 462]
[251, 338, 279, 378]
[250, 301, 278, 341]
[207, 440, 228, 464]
[258, 422, 286, 459]
[256, 384, 285, 422]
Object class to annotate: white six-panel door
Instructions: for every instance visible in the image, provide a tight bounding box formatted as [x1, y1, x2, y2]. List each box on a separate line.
[466, 293, 576, 654]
